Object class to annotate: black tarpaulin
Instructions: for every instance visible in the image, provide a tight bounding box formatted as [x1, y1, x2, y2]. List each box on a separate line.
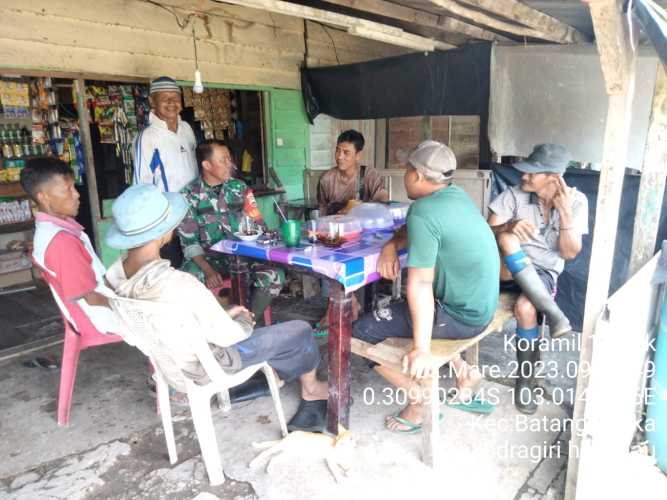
[301, 43, 492, 164]
[300, 43, 491, 122]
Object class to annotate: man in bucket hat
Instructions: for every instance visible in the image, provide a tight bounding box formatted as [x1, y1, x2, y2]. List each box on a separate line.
[354, 140, 500, 434]
[105, 185, 329, 432]
[488, 143, 588, 414]
[133, 76, 198, 268]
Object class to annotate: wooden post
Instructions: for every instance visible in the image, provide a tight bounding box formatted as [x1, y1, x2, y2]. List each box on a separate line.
[326, 280, 352, 434]
[420, 373, 441, 467]
[230, 256, 251, 308]
[565, 1, 637, 498]
[629, 65, 667, 276]
[74, 78, 102, 253]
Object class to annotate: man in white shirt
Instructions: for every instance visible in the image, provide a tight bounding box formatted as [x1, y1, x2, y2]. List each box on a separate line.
[133, 76, 198, 266]
[105, 184, 329, 432]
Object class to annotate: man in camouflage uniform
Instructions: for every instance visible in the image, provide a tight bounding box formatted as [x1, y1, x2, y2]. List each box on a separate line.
[178, 140, 284, 323]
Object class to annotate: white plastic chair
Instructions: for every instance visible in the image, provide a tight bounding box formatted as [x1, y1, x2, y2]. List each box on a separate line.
[109, 296, 288, 485]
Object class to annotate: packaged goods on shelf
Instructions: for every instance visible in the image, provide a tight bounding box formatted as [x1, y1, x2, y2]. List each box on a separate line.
[0, 199, 32, 224]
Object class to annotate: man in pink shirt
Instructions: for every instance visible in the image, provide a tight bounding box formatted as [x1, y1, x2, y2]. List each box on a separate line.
[21, 157, 119, 335]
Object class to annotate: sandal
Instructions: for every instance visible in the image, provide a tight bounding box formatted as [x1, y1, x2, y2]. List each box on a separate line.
[313, 328, 328, 338]
[22, 356, 59, 370]
[445, 389, 495, 414]
[385, 412, 445, 434]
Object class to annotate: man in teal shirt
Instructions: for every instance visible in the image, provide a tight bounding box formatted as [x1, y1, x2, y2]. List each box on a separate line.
[353, 140, 499, 433]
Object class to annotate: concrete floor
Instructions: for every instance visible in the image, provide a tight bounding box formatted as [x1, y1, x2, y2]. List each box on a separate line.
[0, 294, 574, 500]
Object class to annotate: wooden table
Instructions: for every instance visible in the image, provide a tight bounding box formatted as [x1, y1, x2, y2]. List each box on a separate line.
[212, 228, 406, 433]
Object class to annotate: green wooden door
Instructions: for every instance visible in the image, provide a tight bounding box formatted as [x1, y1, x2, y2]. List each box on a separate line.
[267, 89, 309, 200]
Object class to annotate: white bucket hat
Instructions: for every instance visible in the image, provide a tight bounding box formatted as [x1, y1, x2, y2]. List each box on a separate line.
[105, 184, 188, 250]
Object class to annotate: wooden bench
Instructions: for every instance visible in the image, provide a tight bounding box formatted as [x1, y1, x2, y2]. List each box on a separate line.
[351, 292, 517, 467]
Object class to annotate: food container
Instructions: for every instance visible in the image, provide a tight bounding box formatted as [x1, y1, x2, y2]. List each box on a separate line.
[233, 229, 262, 242]
[387, 202, 410, 224]
[347, 203, 394, 231]
[315, 215, 362, 247]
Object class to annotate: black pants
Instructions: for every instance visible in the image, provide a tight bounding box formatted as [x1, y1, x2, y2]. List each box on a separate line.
[352, 300, 488, 345]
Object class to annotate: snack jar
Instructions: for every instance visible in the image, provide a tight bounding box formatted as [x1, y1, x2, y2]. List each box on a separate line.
[315, 215, 362, 246]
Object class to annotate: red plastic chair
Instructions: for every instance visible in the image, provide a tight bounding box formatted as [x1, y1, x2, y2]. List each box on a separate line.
[57, 313, 122, 426]
[33, 264, 123, 426]
[210, 278, 273, 326]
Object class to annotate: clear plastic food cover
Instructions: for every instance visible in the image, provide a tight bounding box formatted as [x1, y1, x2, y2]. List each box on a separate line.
[387, 202, 410, 223]
[315, 215, 363, 246]
[347, 203, 394, 231]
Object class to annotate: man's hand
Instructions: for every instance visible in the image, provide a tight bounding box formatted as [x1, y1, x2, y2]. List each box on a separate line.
[402, 349, 436, 380]
[227, 305, 254, 323]
[552, 177, 576, 220]
[204, 269, 225, 289]
[378, 242, 400, 280]
[506, 219, 537, 243]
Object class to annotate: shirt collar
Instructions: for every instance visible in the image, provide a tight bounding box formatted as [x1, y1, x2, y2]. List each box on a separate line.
[529, 192, 540, 205]
[35, 212, 84, 236]
[148, 111, 182, 131]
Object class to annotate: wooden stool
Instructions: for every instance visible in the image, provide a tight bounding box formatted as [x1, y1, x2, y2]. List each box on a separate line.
[351, 292, 517, 467]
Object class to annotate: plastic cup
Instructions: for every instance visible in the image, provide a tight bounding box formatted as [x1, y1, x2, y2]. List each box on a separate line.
[281, 220, 302, 248]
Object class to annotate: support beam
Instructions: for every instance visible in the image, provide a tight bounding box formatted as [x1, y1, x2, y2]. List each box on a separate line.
[587, 0, 634, 94]
[212, 0, 452, 51]
[565, 1, 637, 498]
[427, 0, 580, 43]
[629, 65, 667, 276]
[317, 0, 511, 42]
[74, 78, 103, 253]
[455, 0, 587, 43]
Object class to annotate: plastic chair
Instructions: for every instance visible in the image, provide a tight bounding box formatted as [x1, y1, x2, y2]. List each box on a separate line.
[109, 295, 287, 486]
[57, 314, 122, 426]
[210, 278, 273, 326]
[33, 264, 123, 427]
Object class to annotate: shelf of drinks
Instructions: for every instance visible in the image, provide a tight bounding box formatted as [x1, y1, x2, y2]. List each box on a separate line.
[0, 219, 34, 234]
[3, 154, 51, 163]
[0, 182, 27, 198]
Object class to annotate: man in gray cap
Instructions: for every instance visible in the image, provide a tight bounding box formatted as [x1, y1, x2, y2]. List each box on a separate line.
[488, 143, 588, 415]
[354, 140, 500, 433]
[133, 76, 198, 267]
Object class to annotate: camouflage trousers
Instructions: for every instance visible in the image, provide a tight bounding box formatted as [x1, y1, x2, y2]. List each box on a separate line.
[181, 254, 285, 297]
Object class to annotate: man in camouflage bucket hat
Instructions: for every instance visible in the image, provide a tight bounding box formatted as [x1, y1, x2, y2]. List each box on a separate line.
[178, 140, 284, 323]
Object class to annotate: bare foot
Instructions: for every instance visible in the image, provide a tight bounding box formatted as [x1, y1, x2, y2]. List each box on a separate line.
[455, 363, 482, 403]
[302, 380, 328, 401]
[385, 403, 424, 431]
[351, 294, 361, 321]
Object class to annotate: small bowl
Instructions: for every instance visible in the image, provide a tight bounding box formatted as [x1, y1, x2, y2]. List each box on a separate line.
[234, 229, 263, 242]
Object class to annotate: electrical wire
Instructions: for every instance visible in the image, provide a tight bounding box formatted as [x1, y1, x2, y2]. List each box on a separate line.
[319, 23, 341, 65]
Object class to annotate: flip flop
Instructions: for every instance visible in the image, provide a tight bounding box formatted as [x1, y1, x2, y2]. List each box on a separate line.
[445, 389, 496, 414]
[22, 356, 59, 370]
[313, 328, 328, 338]
[385, 412, 445, 434]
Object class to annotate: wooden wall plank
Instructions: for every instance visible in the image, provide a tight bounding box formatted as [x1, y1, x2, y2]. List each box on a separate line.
[0, 38, 299, 88]
[0, 9, 303, 69]
[1, 0, 404, 89]
[4, 0, 304, 37]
